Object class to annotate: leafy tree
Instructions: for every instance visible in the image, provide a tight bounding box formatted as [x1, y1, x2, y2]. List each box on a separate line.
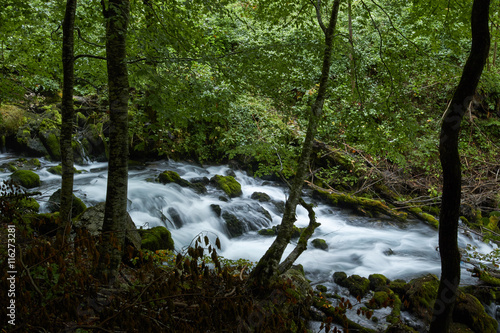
[249, 0, 341, 288]
[429, 0, 491, 331]
[95, 0, 131, 284]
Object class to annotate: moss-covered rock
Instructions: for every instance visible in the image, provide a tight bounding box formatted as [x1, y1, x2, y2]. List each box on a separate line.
[210, 204, 221, 217]
[316, 285, 328, 293]
[251, 191, 271, 202]
[311, 238, 328, 250]
[74, 202, 141, 251]
[366, 291, 391, 309]
[333, 272, 370, 298]
[369, 273, 389, 291]
[210, 175, 242, 198]
[453, 292, 498, 333]
[388, 279, 407, 297]
[47, 189, 87, 218]
[10, 170, 41, 188]
[403, 274, 439, 322]
[258, 227, 276, 236]
[48, 165, 63, 175]
[0, 104, 25, 136]
[222, 211, 244, 237]
[157, 170, 193, 189]
[139, 226, 174, 251]
[386, 294, 402, 325]
[19, 198, 40, 213]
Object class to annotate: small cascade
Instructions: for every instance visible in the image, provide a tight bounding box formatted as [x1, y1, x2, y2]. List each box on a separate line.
[73, 137, 92, 165]
[0, 155, 496, 284]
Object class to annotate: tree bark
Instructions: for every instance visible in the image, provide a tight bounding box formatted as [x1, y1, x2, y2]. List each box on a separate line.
[429, 1, 490, 331]
[96, 0, 130, 284]
[58, 0, 77, 247]
[249, 0, 341, 288]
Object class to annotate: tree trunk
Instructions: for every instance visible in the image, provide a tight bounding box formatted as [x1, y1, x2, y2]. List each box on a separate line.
[57, 0, 77, 247]
[96, 0, 130, 284]
[429, 1, 490, 331]
[249, 0, 341, 288]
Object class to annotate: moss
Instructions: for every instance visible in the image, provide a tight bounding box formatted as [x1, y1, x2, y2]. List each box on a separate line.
[0, 104, 25, 136]
[311, 238, 328, 250]
[139, 226, 174, 251]
[19, 198, 40, 213]
[403, 274, 439, 322]
[222, 211, 244, 237]
[48, 165, 63, 175]
[157, 170, 181, 184]
[28, 212, 61, 236]
[369, 274, 389, 291]
[31, 158, 41, 168]
[10, 170, 41, 188]
[210, 175, 242, 198]
[210, 204, 221, 217]
[334, 272, 370, 298]
[316, 285, 328, 293]
[477, 271, 500, 286]
[408, 207, 439, 228]
[157, 170, 192, 188]
[367, 291, 391, 309]
[386, 294, 402, 324]
[314, 189, 407, 221]
[453, 292, 498, 333]
[388, 279, 407, 296]
[251, 191, 271, 202]
[47, 189, 87, 218]
[44, 132, 61, 160]
[258, 228, 276, 236]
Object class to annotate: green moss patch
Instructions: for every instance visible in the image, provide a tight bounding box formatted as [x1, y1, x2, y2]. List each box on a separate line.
[210, 175, 242, 198]
[453, 292, 498, 333]
[333, 272, 370, 298]
[311, 238, 328, 250]
[139, 226, 174, 251]
[10, 170, 41, 188]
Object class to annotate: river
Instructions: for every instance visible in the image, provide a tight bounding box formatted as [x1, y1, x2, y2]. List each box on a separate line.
[0, 152, 497, 331]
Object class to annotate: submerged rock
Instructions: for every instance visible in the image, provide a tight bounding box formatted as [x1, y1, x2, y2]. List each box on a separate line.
[251, 191, 271, 202]
[222, 211, 244, 237]
[311, 238, 328, 250]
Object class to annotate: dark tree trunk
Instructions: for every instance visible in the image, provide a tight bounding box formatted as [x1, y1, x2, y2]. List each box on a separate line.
[429, 1, 490, 331]
[249, 0, 341, 288]
[57, 0, 77, 247]
[96, 0, 130, 284]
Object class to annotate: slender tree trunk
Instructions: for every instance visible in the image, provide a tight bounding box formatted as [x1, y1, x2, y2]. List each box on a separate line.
[429, 1, 490, 331]
[347, 0, 356, 95]
[249, 0, 341, 288]
[96, 0, 130, 284]
[58, 0, 77, 247]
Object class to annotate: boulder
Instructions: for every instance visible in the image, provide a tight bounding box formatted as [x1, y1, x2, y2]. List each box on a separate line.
[222, 211, 244, 237]
[47, 189, 87, 218]
[369, 273, 389, 291]
[251, 191, 271, 202]
[402, 274, 439, 322]
[139, 226, 174, 251]
[333, 272, 370, 298]
[453, 292, 498, 333]
[10, 170, 41, 188]
[74, 202, 141, 251]
[311, 238, 328, 250]
[210, 175, 242, 198]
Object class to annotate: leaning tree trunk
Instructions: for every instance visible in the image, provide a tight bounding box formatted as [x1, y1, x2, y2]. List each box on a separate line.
[96, 0, 130, 284]
[429, 1, 490, 331]
[57, 0, 77, 247]
[249, 0, 341, 288]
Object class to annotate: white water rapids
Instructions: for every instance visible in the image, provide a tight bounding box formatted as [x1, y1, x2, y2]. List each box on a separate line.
[1, 153, 498, 330]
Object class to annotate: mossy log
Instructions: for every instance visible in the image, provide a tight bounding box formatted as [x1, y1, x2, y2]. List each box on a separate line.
[310, 183, 407, 222]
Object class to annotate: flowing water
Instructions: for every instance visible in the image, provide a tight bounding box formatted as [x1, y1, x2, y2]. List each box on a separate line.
[1, 152, 498, 330]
